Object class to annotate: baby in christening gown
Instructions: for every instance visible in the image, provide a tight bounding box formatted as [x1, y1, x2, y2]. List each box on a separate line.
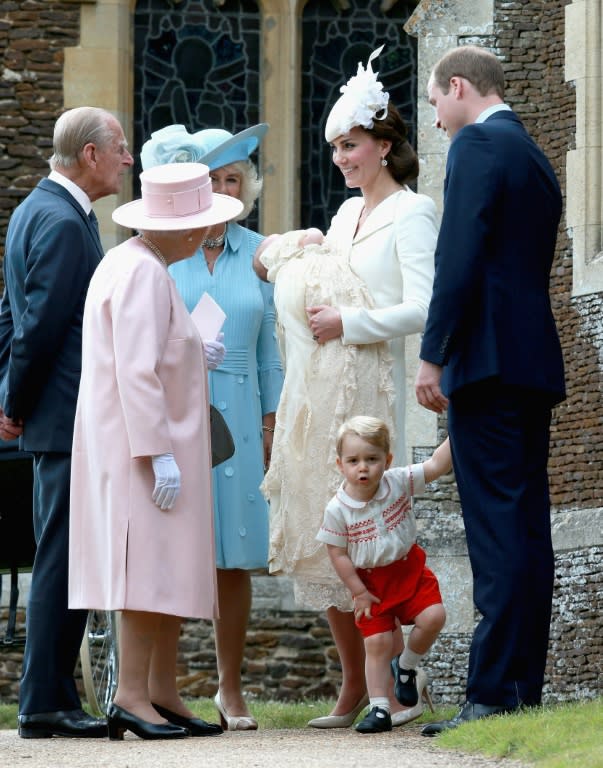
[254, 229, 395, 611]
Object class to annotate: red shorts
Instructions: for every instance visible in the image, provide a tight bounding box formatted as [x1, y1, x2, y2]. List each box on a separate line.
[355, 543, 442, 638]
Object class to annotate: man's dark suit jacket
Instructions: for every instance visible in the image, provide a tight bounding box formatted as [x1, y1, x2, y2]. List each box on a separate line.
[0, 178, 104, 450]
[420, 110, 565, 404]
[0, 176, 105, 715]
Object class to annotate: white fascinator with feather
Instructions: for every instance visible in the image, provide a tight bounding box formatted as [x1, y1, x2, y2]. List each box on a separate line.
[324, 45, 390, 143]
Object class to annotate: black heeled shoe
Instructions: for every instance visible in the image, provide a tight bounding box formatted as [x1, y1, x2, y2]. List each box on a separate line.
[152, 703, 223, 736]
[107, 703, 189, 740]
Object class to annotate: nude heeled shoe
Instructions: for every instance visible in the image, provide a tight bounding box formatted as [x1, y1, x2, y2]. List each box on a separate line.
[307, 693, 369, 729]
[391, 668, 435, 727]
[213, 692, 258, 731]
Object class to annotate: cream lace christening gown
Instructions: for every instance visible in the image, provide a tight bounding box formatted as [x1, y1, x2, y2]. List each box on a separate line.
[259, 231, 395, 611]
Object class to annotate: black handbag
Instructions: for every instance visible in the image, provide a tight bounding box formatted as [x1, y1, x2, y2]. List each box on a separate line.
[210, 404, 235, 467]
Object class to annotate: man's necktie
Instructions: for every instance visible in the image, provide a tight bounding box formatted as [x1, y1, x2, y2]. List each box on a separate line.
[88, 209, 99, 234]
[88, 209, 103, 252]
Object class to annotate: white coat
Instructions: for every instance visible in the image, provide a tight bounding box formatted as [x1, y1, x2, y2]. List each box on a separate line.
[69, 237, 218, 619]
[328, 188, 438, 461]
[260, 188, 437, 611]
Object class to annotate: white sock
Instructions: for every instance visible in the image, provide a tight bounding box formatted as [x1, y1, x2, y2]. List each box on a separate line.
[369, 696, 390, 712]
[399, 647, 423, 671]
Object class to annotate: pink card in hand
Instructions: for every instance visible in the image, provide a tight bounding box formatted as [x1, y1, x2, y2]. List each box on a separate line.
[191, 292, 226, 340]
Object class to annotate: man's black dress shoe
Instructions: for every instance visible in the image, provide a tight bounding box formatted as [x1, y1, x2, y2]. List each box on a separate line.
[18, 709, 107, 739]
[421, 701, 517, 736]
[152, 703, 223, 736]
[390, 657, 418, 706]
[107, 703, 188, 740]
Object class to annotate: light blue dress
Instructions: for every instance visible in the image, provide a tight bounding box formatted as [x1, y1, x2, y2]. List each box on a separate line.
[169, 222, 283, 569]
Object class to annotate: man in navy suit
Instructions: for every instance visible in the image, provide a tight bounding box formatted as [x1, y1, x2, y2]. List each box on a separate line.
[415, 46, 565, 734]
[0, 107, 133, 737]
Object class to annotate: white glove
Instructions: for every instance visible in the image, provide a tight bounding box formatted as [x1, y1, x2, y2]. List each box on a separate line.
[151, 452, 181, 510]
[203, 332, 226, 370]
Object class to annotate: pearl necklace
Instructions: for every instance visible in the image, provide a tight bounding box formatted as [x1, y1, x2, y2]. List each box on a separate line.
[201, 229, 226, 250]
[137, 233, 168, 268]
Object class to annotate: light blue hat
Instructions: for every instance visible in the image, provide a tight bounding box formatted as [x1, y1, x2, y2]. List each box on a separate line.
[141, 123, 269, 171]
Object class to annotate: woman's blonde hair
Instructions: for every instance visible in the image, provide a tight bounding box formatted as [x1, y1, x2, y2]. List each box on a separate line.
[225, 159, 263, 221]
[336, 416, 391, 457]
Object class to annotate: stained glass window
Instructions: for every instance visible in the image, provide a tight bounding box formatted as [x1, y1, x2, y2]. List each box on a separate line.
[301, 0, 418, 231]
[133, 0, 418, 232]
[133, 0, 262, 225]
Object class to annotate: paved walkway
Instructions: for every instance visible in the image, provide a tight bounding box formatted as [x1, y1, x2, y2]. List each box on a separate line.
[0, 724, 528, 768]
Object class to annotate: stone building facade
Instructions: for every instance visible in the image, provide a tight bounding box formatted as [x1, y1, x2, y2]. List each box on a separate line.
[0, 0, 601, 707]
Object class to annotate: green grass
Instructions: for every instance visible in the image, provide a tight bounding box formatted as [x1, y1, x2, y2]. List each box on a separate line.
[1, 696, 601, 767]
[436, 697, 603, 768]
[0, 704, 16, 730]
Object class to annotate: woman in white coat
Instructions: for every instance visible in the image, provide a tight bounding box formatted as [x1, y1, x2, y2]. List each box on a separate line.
[257, 48, 438, 728]
[69, 162, 242, 740]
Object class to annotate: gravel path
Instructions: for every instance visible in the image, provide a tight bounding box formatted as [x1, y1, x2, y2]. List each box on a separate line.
[0, 724, 529, 768]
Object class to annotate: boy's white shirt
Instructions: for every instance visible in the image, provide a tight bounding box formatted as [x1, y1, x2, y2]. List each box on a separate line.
[316, 463, 425, 569]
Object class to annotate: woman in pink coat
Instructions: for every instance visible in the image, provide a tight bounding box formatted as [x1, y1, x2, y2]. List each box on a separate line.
[69, 163, 242, 740]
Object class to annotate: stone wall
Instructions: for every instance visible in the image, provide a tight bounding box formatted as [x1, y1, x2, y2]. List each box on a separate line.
[6, 558, 600, 707]
[0, 0, 79, 257]
[2, 497, 601, 707]
[546, 547, 603, 702]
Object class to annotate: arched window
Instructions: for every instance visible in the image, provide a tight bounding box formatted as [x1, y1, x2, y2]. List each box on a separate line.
[300, 0, 418, 231]
[133, 0, 262, 225]
[79, 0, 421, 235]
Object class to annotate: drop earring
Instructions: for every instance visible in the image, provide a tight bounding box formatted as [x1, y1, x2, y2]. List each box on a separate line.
[381, 157, 388, 167]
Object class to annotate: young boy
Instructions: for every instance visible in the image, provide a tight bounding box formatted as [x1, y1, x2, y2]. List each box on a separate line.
[316, 416, 452, 733]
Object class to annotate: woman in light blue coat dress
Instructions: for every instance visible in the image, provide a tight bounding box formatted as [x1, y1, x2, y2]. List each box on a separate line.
[141, 124, 283, 730]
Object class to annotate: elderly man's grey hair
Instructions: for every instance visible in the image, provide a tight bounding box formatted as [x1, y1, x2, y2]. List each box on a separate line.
[49, 106, 116, 170]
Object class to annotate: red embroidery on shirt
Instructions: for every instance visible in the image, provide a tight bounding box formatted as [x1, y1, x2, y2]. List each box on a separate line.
[382, 495, 411, 532]
[347, 519, 378, 544]
[327, 495, 411, 545]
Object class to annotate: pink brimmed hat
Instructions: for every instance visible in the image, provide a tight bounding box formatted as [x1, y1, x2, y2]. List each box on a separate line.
[112, 162, 243, 231]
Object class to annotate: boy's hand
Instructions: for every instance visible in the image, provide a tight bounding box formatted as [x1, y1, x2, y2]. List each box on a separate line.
[353, 589, 381, 621]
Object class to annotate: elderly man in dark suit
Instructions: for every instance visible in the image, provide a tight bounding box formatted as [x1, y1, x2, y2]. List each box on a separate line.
[0, 106, 133, 738]
[415, 46, 565, 734]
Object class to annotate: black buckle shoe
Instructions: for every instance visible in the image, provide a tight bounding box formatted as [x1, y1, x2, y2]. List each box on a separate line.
[390, 658, 418, 706]
[355, 706, 392, 733]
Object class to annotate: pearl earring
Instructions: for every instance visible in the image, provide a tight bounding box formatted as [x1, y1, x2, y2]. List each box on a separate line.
[381, 158, 388, 167]
[187, 234, 193, 242]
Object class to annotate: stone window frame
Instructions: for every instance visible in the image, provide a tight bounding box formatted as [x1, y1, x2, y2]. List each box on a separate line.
[565, 0, 603, 296]
[62, 0, 300, 238]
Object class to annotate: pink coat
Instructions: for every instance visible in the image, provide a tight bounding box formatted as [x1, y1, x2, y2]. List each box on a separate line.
[69, 237, 218, 619]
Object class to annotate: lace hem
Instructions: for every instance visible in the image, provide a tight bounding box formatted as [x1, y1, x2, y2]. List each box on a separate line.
[293, 577, 353, 612]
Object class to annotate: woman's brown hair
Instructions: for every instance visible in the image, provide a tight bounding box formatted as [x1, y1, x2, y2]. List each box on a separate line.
[366, 102, 419, 186]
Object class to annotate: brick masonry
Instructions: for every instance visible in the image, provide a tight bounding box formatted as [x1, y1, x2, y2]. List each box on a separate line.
[0, 1, 80, 253]
[0, 0, 601, 707]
